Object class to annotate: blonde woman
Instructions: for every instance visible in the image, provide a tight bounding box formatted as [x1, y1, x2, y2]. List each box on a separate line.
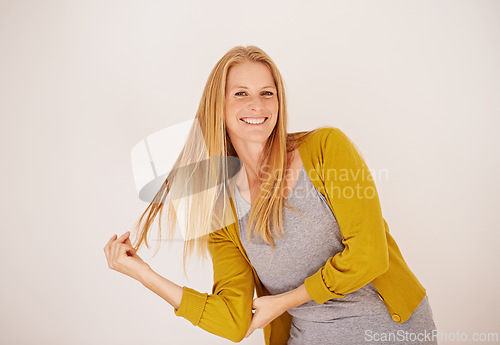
[104, 46, 437, 345]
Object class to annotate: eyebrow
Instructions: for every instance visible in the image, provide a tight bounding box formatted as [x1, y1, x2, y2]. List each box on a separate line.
[230, 85, 276, 90]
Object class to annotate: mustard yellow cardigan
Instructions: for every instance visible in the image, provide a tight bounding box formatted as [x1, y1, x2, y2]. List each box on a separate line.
[173, 127, 426, 344]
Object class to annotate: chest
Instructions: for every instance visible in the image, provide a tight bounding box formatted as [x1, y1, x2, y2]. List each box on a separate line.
[234, 167, 343, 295]
[236, 148, 303, 205]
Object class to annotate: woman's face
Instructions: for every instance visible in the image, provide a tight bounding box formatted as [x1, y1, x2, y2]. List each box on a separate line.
[224, 61, 279, 147]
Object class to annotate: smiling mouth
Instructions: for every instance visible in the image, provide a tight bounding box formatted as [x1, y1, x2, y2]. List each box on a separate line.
[240, 117, 269, 125]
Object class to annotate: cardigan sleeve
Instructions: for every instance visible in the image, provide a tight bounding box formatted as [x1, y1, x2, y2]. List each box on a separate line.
[303, 127, 390, 304]
[173, 227, 254, 342]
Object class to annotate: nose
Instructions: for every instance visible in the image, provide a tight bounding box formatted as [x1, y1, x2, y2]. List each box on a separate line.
[247, 95, 265, 111]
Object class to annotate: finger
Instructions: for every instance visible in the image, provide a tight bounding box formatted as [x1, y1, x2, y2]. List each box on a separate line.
[116, 231, 130, 243]
[111, 243, 122, 262]
[118, 243, 133, 257]
[104, 234, 117, 257]
[124, 237, 132, 246]
[110, 239, 119, 262]
[111, 238, 129, 260]
[105, 234, 117, 247]
[122, 239, 134, 251]
[245, 326, 255, 338]
[125, 244, 136, 256]
[111, 234, 128, 258]
[245, 313, 257, 338]
[123, 237, 136, 256]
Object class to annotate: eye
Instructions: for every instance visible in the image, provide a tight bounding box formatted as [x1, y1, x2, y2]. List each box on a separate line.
[234, 91, 274, 96]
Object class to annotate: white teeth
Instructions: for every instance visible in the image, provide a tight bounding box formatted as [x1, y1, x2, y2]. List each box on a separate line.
[242, 117, 266, 124]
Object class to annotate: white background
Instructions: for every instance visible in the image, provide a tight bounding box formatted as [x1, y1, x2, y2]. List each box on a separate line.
[1, 0, 499, 344]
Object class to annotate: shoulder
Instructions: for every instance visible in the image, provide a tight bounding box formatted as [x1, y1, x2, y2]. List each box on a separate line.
[291, 126, 348, 150]
[295, 126, 366, 166]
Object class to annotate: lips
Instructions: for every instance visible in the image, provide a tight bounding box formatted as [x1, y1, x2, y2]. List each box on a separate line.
[239, 117, 269, 120]
[240, 117, 268, 124]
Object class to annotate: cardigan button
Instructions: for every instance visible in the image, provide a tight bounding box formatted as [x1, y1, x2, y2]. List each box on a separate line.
[391, 314, 401, 322]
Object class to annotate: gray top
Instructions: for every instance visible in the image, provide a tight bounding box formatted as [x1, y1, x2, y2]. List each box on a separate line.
[233, 165, 388, 321]
[233, 165, 437, 344]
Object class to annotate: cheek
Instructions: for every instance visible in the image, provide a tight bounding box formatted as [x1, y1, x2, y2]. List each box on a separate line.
[224, 102, 239, 127]
[225, 100, 238, 114]
[224, 100, 233, 117]
[269, 99, 279, 114]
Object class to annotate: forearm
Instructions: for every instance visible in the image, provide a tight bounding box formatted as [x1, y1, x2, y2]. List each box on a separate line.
[138, 264, 184, 310]
[277, 283, 313, 311]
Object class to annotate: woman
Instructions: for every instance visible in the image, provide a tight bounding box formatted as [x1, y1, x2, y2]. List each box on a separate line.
[104, 45, 437, 345]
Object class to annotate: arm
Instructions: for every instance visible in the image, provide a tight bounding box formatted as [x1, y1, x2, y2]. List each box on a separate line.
[303, 127, 390, 304]
[172, 227, 255, 343]
[277, 283, 313, 310]
[139, 266, 184, 310]
[104, 229, 253, 342]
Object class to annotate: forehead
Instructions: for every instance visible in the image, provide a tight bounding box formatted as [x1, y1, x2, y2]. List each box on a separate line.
[226, 62, 275, 89]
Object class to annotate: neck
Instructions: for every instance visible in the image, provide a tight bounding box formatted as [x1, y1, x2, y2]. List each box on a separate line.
[232, 140, 267, 183]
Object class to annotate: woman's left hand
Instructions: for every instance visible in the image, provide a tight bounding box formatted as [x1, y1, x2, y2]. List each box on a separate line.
[244, 294, 287, 338]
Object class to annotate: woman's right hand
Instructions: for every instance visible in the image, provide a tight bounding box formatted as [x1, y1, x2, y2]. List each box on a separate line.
[103, 231, 150, 281]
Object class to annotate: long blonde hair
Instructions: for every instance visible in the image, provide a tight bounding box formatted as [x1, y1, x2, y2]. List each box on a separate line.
[130, 45, 318, 276]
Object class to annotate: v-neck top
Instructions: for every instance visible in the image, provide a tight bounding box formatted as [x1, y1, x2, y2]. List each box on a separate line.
[233, 165, 388, 322]
[232, 164, 436, 345]
[235, 164, 306, 207]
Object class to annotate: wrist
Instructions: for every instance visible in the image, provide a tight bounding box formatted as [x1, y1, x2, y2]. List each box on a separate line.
[137, 262, 153, 284]
[276, 291, 295, 312]
[278, 284, 313, 311]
